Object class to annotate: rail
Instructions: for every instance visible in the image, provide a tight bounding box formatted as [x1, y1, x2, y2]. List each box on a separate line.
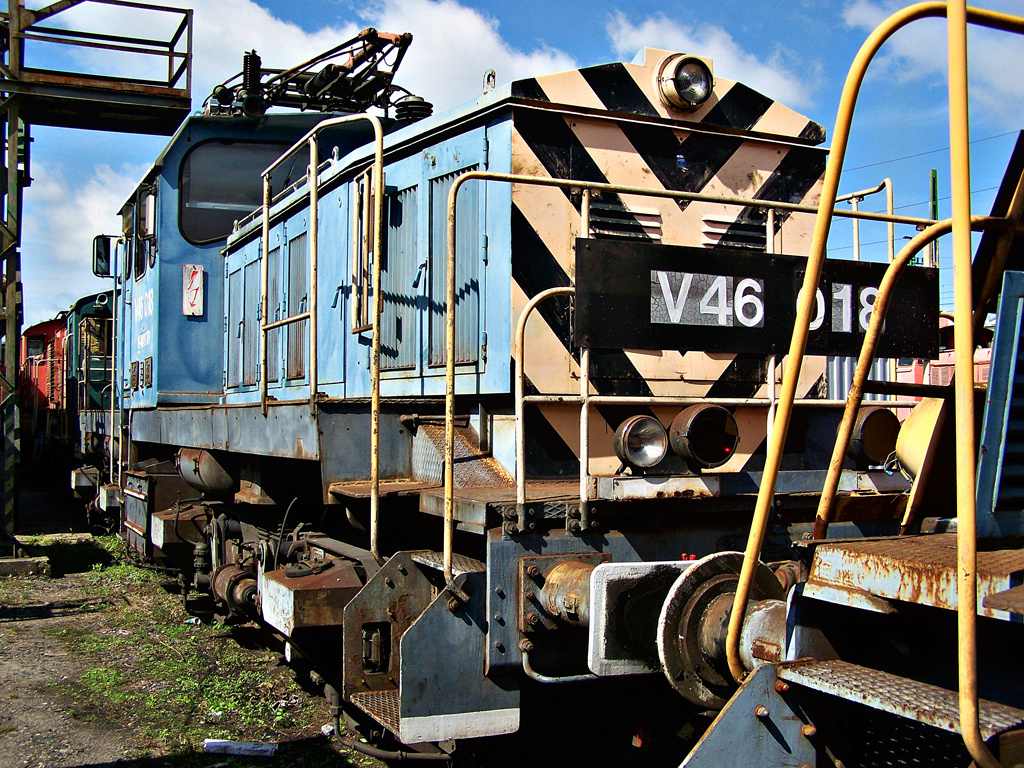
[722, 5, 1024, 768]
[81, 353, 113, 410]
[837, 179, 896, 263]
[513, 291, 922, 522]
[259, 113, 385, 564]
[4, 0, 192, 93]
[444, 171, 937, 602]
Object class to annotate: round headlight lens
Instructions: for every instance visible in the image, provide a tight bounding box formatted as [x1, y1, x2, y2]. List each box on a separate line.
[614, 415, 669, 469]
[669, 404, 739, 469]
[659, 56, 714, 110]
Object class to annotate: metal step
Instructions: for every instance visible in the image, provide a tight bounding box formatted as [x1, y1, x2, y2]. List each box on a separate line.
[778, 659, 1024, 740]
[803, 533, 1024, 619]
[983, 584, 1024, 614]
[411, 550, 485, 577]
[414, 423, 514, 489]
[350, 689, 401, 736]
[328, 479, 439, 499]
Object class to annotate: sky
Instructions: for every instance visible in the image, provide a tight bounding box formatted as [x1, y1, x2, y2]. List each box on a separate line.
[15, 0, 1024, 326]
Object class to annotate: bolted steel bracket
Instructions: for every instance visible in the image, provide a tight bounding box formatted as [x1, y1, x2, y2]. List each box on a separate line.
[567, 500, 597, 534]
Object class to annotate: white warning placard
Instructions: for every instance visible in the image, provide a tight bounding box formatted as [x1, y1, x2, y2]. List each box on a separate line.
[183, 264, 204, 316]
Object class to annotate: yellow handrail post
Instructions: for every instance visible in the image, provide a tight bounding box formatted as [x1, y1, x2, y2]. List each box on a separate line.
[257, 115, 385, 562]
[813, 216, 1020, 539]
[947, 2, 998, 765]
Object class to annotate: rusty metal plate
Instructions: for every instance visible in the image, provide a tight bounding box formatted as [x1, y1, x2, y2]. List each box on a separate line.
[260, 562, 363, 636]
[328, 480, 440, 499]
[593, 474, 719, 501]
[151, 506, 208, 548]
[804, 534, 1024, 620]
[778, 658, 1024, 739]
[984, 584, 1024, 615]
[342, 552, 434, 698]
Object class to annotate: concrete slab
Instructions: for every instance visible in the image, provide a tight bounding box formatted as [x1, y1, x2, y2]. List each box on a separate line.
[0, 556, 50, 577]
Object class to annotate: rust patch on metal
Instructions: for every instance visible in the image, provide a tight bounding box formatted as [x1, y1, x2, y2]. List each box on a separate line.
[808, 534, 1024, 615]
[263, 562, 363, 630]
[750, 638, 781, 663]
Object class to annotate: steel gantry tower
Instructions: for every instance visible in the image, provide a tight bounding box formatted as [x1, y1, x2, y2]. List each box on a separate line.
[0, 0, 192, 541]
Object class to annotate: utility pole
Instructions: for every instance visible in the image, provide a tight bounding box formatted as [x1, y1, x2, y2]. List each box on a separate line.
[929, 168, 939, 268]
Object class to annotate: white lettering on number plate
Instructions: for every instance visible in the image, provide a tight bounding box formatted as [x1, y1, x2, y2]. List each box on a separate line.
[651, 270, 764, 328]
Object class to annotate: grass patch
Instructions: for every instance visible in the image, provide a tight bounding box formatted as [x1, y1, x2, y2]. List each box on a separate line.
[47, 536, 327, 756]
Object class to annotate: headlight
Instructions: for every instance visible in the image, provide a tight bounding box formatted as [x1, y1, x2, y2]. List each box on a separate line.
[614, 415, 669, 469]
[849, 407, 900, 468]
[658, 55, 714, 110]
[669, 404, 739, 469]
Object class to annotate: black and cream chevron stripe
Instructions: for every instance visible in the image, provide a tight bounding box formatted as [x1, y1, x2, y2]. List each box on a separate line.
[506, 54, 828, 475]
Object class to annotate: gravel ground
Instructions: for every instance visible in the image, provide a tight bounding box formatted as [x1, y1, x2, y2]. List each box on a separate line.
[0, 575, 135, 767]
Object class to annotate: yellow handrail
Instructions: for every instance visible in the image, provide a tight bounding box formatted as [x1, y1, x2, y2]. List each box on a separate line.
[442, 170, 932, 601]
[813, 215, 1021, 539]
[258, 114, 385, 561]
[723, 4, 1024, 767]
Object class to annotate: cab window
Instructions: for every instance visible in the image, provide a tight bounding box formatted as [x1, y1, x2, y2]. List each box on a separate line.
[179, 140, 291, 245]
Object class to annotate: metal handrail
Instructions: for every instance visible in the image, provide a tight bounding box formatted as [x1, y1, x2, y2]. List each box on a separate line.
[11, 0, 192, 91]
[444, 171, 937, 603]
[813, 216, 1024, 539]
[259, 114, 385, 566]
[837, 179, 896, 263]
[722, 5, 1024, 767]
[514, 287, 576, 514]
[514, 291, 924, 520]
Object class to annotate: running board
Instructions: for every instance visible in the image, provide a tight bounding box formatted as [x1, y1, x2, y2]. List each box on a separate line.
[778, 659, 1024, 740]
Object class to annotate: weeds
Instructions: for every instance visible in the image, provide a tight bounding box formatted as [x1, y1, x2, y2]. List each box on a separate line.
[40, 536, 329, 757]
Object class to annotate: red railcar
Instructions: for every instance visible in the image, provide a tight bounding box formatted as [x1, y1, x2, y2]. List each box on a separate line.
[18, 316, 68, 465]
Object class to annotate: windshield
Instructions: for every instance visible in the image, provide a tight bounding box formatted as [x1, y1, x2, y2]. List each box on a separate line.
[179, 140, 291, 245]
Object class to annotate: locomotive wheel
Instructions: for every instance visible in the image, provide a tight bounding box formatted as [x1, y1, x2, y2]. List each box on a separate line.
[656, 551, 783, 709]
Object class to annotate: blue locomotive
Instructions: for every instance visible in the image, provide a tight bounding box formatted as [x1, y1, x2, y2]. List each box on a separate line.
[88, 27, 948, 759]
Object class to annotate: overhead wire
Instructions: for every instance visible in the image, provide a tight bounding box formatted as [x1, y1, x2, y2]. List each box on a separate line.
[843, 130, 1018, 172]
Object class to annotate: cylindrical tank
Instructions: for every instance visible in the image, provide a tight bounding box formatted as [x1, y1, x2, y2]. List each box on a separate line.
[539, 559, 596, 627]
[176, 448, 237, 496]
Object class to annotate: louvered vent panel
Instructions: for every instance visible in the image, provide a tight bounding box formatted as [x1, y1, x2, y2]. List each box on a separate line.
[588, 202, 661, 241]
[701, 214, 767, 250]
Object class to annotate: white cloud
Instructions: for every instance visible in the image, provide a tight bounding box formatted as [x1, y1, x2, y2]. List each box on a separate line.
[22, 162, 143, 326]
[360, 0, 576, 109]
[605, 11, 819, 109]
[44, 0, 575, 111]
[843, 0, 1024, 130]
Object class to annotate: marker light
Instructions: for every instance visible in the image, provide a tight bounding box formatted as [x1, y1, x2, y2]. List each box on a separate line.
[614, 415, 669, 469]
[658, 56, 714, 110]
[669, 404, 739, 469]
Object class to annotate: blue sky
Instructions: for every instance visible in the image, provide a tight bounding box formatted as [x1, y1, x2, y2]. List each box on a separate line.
[17, 0, 1024, 325]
